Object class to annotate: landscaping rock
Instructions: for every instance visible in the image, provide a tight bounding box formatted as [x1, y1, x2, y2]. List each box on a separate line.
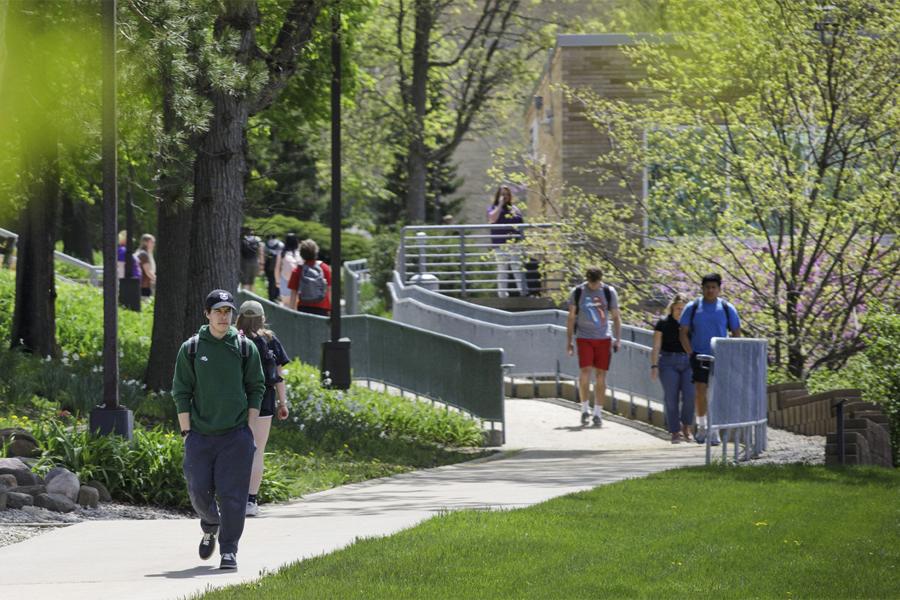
[77, 485, 100, 508]
[0, 428, 40, 458]
[0, 474, 17, 490]
[6, 492, 34, 509]
[85, 480, 112, 503]
[44, 466, 70, 484]
[0, 490, 6, 510]
[34, 493, 76, 513]
[45, 469, 80, 502]
[11, 484, 47, 497]
[0, 457, 38, 486]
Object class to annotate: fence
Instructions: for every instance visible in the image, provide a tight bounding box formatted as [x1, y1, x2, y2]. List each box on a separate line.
[398, 223, 575, 298]
[389, 276, 666, 421]
[342, 258, 370, 316]
[237, 291, 506, 436]
[0, 227, 103, 286]
[707, 338, 769, 463]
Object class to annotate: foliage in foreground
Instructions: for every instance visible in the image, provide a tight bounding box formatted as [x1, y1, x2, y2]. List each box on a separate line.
[201, 464, 900, 599]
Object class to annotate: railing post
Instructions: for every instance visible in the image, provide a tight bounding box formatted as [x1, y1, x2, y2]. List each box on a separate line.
[836, 400, 846, 465]
[459, 230, 467, 298]
[416, 231, 426, 275]
[398, 228, 407, 281]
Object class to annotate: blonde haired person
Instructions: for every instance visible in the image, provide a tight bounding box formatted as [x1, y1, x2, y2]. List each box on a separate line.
[236, 300, 290, 516]
[650, 293, 695, 443]
[134, 233, 156, 298]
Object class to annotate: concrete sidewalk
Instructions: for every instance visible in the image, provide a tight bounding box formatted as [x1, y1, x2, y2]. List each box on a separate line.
[1, 400, 705, 599]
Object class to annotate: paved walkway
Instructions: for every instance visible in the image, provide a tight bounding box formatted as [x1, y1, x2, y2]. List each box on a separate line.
[1, 399, 706, 599]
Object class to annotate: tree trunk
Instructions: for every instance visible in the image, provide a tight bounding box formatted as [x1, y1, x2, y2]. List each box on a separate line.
[404, 0, 432, 224]
[60, 192, 94, 263]
[11, 132, 58, 357]
[145, 198, 192, 390]
[182, 3, 258, 338]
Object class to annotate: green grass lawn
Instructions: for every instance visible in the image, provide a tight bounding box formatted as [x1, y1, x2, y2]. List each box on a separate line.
[202, 465, 900, 599]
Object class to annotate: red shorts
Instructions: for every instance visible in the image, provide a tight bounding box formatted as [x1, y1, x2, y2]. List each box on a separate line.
[576, 338, 612, 370]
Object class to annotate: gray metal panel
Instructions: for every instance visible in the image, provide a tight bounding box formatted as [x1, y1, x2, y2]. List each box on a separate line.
[709, 338, 769, 428]
[236, 292, 504, 423]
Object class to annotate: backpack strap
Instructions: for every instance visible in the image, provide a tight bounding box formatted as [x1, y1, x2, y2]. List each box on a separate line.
[603, 284, 612, 308]
[187, 333, 250, 376]
[689, 298, 734, 334]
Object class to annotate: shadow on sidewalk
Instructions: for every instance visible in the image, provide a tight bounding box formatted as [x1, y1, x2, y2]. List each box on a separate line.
[145, 565, 230, 579]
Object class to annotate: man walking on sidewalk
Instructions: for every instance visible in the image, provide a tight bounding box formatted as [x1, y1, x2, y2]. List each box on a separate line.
[678, 273, 741, 445]
[566, 266, 622, 426]
[173, 289, 265, 570]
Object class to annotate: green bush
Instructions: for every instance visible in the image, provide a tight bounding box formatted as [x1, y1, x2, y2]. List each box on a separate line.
[29, 420, 290, 508]
[0, 269, 152, 380]
[368, 232, 399, 307]
[245, 215, 372, 262]
[807, 304, 900, 464]
[283, 362, 483, 449]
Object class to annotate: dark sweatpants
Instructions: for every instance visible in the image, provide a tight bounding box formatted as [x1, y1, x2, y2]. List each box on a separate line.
[183, 425, 256, 555]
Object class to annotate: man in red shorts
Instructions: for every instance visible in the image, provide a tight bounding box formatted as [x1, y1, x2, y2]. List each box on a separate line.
[566, 266, 622, 426]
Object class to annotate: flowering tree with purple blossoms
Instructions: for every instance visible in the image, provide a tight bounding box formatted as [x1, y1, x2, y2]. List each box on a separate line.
[533, 0, 898, 378]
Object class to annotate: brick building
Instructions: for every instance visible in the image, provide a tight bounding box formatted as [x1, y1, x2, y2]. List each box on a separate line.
[524, 34, 650, 219]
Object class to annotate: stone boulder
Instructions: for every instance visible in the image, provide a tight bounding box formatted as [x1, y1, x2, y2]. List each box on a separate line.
[45, 466, 71, 484]
[0, 457, 39, 486]
[0, 490, 6, 510]
[34, 492, 76, 513]
[0, 428, 40, 458]
[11, 484, 47, 497]
[0, 473, 17, 490]
[85, 480, 112, 503]
[45, 468, 80, 502]
[77, 485, 100, 508]
[6, 491, 34, 509]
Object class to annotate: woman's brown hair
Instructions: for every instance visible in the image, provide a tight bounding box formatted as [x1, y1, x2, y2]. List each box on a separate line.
[235, 314, 273, 341]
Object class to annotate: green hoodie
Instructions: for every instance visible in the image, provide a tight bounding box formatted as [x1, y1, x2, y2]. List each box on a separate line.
[172, 325, 265, 435]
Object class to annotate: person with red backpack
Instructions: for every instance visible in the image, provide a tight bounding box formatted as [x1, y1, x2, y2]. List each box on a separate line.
[566, 266, 622, 426]
[288, 238, 332, 316]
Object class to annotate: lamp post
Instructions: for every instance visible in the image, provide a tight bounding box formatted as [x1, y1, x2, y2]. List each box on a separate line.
[90, 0, 133, 439]
[321, 0, 351, 390]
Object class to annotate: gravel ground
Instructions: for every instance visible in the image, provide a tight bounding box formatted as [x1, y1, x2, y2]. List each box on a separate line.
[0, 502, 189, 548]
[752, 427, 826, 465]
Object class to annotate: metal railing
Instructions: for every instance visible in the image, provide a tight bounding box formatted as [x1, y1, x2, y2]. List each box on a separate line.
[237, 291, 506, 437]
[342, 258, 370, 315]
[0, 227, 103, 286]
[398, 223, 575, 298]
[705, 338, 769, 463]
[389, 276, 665, 419]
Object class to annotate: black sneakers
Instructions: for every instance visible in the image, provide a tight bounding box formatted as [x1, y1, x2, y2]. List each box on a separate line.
[199, 532, 216, 560]
[581, 412, 590, 426]
[592, 415, 602, 427]
[220, 552, 237, 570]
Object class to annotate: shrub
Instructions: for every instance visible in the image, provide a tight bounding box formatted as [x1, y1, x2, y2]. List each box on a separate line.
[282, 362, 483, 449]
[244, 215, 372, 262]
[30, 420, 290, 508]
[806, 304, 900, 465]
[368, 232, 400, 307]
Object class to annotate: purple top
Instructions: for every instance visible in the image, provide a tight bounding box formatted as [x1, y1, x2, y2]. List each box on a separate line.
[118, 244, 140, 279]
[488, 205, 524, 245]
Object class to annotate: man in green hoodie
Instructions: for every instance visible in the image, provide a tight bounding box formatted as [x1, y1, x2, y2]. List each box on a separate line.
[173, 289, 265, 571]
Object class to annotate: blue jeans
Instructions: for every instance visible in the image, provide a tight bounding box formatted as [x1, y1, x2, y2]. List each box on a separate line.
[659, 353, 695, 433]
[183, 425, 256, 555]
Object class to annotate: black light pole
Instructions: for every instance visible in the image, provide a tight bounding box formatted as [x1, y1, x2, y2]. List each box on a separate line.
[91, 0, 133, 439]
[321, 0, 351, 389]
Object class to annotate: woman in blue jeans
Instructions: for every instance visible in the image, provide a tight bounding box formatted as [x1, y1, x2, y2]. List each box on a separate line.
[651, 294, 695, 443]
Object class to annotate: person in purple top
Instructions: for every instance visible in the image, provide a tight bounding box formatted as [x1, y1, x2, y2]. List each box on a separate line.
[487, 185, 526, 297]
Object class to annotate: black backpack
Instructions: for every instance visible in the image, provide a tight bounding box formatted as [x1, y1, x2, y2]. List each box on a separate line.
[688, 297, 734, 333]
[249, 335, 280, 387]
[240, 235, 260, 259]
[573, 283, 612, 333]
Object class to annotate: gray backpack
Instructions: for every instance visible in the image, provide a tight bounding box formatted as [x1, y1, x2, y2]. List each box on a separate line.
[299, 262, 327, 303]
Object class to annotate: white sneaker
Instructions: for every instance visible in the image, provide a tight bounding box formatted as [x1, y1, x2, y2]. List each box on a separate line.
[245, 501, 259, 517]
